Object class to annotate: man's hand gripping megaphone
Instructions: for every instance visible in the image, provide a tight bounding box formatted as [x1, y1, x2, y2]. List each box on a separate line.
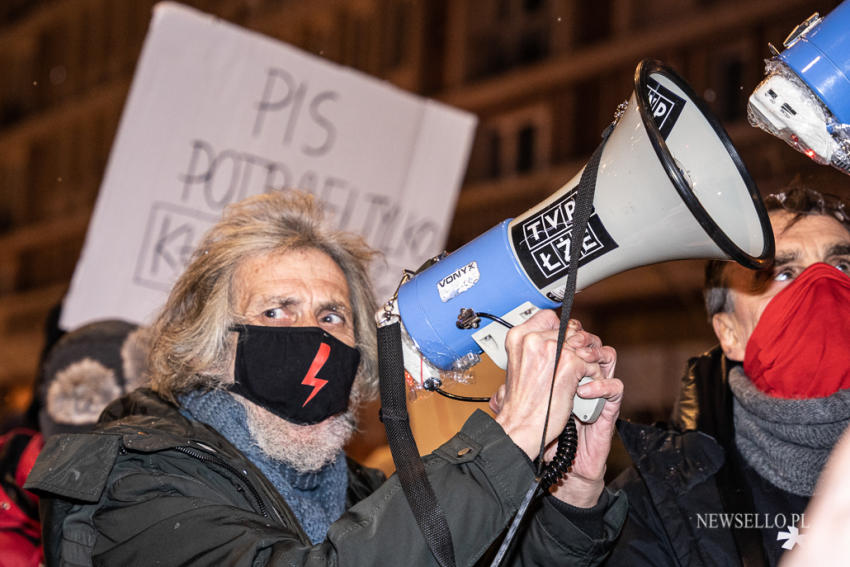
[488, 310, 624, 506]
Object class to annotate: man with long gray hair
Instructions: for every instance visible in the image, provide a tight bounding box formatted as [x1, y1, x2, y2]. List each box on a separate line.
[28, 189, 627, 565]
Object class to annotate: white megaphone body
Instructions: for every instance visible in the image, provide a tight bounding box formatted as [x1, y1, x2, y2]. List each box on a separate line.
[381, 60, 774, 422]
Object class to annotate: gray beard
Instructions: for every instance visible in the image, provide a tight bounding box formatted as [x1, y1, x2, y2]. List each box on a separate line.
[237, 395, 359, 474]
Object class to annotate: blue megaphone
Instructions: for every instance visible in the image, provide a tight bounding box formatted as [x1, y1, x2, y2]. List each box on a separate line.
[748, 0, 850, 175]
[380, 60, 774, 422]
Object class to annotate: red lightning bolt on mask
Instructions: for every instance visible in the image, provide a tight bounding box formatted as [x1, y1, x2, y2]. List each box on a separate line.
[301, 342, 331, 406]
[229, 326, 360, 425]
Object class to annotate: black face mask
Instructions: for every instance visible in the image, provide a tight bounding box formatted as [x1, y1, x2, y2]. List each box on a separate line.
[229, 325, 361, 425]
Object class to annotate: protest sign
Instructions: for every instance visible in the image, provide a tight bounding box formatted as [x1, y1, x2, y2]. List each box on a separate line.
[61, 1, 476, 329]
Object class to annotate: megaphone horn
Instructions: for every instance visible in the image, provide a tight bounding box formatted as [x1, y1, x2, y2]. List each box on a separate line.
[386, 59, 775, 399]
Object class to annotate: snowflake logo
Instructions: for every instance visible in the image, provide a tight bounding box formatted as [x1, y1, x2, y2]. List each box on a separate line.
[777, 526, 805, 550]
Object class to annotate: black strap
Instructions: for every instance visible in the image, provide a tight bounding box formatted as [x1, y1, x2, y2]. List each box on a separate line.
[378, 322, 456, 567]
[491, 131, 611, 567]
[536, 132, 608, 475]
[379, 130, 612, 567]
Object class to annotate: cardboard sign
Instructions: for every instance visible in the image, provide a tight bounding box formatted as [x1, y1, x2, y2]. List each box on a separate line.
[61, 2, 476, 330]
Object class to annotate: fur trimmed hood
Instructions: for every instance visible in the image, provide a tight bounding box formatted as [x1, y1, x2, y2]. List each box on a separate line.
[39, 319, 151, 436]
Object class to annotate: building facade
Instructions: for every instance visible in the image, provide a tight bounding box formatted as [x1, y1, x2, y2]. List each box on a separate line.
[0, 0, 846, 429]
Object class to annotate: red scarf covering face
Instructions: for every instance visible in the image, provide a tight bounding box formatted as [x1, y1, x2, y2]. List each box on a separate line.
[744, 263, 850, 399]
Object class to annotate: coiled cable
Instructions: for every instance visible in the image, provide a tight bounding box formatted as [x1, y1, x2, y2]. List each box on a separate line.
[539, 416, 578, 490]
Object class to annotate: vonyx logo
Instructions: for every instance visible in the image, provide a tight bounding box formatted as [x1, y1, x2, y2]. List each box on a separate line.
[301, 342, 331, 406]
[436, 261, 480, 302]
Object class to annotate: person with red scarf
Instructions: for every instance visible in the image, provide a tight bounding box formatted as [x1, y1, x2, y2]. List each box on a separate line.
[605, 182, 850, 566]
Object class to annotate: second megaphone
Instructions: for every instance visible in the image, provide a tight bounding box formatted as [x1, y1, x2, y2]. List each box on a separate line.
[381, 59, 774, 421]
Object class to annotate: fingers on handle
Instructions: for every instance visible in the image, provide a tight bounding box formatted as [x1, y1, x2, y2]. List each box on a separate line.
[577, 377, 624, 402]
[506, 310, 560, 350]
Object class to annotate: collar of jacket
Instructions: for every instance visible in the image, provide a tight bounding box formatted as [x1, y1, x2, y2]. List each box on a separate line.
[617, 420, 726, 495]
[95, 387, 226, 452]
[98, 388, 384, 504]
[670, 346, 738, 451]
[29, 389, 384, 534]
[27, 389, 286, 509]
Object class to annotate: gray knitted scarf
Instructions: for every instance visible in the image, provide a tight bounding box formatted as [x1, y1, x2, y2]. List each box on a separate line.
[180, 389, 348, 544]
[730, 367, 850, 496]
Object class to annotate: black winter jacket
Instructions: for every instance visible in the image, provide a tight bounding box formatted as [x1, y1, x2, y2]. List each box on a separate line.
[27, 388, 627, 566]
[604, 348, 807, 567]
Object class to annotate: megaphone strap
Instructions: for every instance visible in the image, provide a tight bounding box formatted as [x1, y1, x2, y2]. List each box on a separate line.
[490, 128, 611, 567]
[536, 128, 607, 477]
[377, 321, 457, 567]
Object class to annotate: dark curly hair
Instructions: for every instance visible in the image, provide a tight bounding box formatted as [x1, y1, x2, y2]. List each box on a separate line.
[703, 181, 850, 318]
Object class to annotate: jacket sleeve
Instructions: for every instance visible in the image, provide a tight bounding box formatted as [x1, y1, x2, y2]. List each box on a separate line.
[312, 410, 627, 567]
[32, 411, 627, 566]
[499, 488, 628, 566]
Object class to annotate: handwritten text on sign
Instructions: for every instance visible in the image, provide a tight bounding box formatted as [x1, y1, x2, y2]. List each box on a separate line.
[61, 3, 475, 329]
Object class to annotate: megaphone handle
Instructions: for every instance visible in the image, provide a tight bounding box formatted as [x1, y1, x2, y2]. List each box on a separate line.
[572, 377, 606, 423]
